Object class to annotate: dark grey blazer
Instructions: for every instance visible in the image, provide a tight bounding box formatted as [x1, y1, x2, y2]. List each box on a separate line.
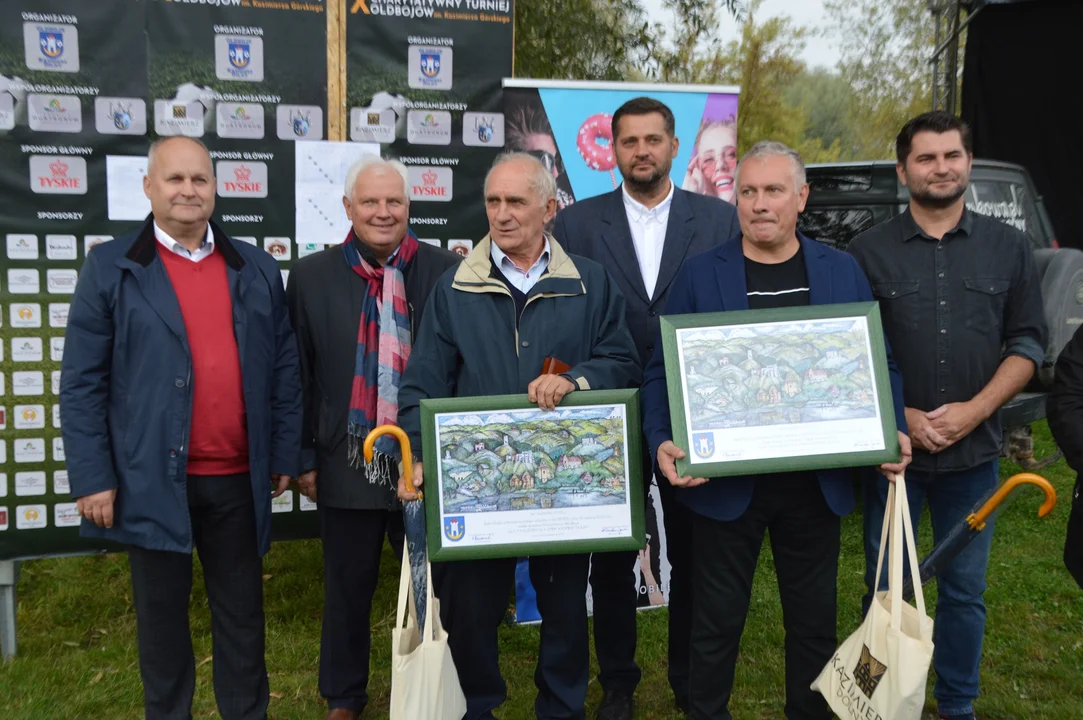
[286, 238, 460, 509]
[552, 186, 740, 367]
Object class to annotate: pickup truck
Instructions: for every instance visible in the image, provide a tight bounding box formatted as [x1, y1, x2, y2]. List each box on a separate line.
[798, 160, 1083, 468]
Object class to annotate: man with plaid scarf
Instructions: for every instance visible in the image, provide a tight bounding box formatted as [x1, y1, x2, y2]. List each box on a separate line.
[286, 155, 460, 720]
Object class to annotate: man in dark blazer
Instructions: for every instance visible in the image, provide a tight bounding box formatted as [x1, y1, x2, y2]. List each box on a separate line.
[641, 142, 911, 720]
[552, 96, 739, 718]
[61, 136, 301, 720]
[286, 156, 459, 720]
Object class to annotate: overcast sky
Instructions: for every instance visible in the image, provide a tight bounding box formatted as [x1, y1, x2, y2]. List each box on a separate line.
[641, 0, 842, 69]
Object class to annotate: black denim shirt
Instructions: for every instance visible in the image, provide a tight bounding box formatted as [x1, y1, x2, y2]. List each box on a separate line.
[848, 208, 1046, 472]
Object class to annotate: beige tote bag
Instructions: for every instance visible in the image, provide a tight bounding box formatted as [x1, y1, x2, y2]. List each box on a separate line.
[811, 473, 934, 720]
[389, 546, 467, 720]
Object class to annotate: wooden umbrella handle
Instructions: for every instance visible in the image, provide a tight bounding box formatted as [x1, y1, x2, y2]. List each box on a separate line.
[362, 425, 418, 497]
[967, 472, 1056, 530]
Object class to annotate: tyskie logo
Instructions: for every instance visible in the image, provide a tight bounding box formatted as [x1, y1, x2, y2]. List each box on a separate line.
[30, 155, 87, 195]
[216, 161, 268, 198]
[408, 166, 452, 203]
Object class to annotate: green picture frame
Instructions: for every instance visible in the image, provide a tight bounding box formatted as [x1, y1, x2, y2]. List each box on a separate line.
[660, 301, 900, 478]
[420, 389, 645, 562]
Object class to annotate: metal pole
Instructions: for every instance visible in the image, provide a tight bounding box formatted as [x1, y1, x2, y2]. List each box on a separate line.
[0, 560, 21, 661]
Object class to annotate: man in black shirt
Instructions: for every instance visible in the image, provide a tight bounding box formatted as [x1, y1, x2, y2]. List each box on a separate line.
[744, 244, 810, 309]
[848, 112, 1046, 720]
[641, 141, 910, 720]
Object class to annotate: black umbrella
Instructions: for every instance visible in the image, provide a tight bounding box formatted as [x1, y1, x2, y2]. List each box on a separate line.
[902, 473, 1057, 602]
[364, 426, 429, 635]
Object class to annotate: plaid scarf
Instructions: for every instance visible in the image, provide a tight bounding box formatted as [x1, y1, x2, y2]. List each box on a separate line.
[343, 228, 419, 486]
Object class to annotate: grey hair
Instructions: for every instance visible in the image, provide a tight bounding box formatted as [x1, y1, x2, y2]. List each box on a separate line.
[484, 152, 557, 207]
[343, 154, 410, 200]
[735, 140, 807, 192]
[147, 136, 211, 174]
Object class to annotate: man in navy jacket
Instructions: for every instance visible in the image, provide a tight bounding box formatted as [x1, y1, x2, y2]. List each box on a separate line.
[61, 136, 301, 720]
[640, 141, 910, 720]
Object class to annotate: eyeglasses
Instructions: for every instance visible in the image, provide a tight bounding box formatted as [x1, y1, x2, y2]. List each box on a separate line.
[526, 149, 561, 174]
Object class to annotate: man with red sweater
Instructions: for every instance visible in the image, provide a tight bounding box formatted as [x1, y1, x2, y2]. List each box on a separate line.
[60, 136, 301, 720]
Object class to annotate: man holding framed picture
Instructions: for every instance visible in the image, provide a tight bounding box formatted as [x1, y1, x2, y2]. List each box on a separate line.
[640, 141, 911, 720]
[396, 152, 641, 720]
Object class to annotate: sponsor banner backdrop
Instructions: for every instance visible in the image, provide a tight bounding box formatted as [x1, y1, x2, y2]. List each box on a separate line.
[345, 0, 513, 251]
[503, 80, 739, 622]
[0, 0, 327, 561]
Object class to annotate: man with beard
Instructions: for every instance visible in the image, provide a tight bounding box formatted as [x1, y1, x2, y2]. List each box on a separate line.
[552, 97, 738, 719]
[849, 112, 1046, 720]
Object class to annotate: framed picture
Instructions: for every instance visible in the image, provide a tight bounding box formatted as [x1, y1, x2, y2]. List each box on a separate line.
[420, 389, 645, 561]
[660, 301, 900, 478]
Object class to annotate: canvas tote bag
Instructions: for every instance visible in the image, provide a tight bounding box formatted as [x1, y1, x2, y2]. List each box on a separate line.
[811, 473, 934, 720]
[389, 545, 467, 720]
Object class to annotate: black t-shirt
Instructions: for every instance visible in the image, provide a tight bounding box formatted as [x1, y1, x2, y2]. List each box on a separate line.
[744, 245, 810, 309]
[744, 245, 816, 484]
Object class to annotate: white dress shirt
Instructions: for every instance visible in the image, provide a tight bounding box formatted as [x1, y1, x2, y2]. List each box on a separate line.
[154, 222, 215, 263]
[622, 181, 674, 300]
[490, 236, 551, 294]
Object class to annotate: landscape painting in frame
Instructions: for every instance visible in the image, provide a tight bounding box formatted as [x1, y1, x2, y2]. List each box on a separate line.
[662, 302, 899, 478]
[421, 390, 644, 560]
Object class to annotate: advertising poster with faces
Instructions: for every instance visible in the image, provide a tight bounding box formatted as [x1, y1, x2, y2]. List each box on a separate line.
[503, 81, 740, 209]
[345, 0, 513, 255]
[503, 80, 740, 621]
[0, 0, 327, 560]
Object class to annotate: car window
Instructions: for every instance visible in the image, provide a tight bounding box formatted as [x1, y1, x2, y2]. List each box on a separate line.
[965, 179, 1042, 249]
[798, 209, 878, 251]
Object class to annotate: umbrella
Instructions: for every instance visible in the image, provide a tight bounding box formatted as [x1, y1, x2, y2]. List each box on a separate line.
[364, 425, 429, 635]
[902, 472, 1057, 602]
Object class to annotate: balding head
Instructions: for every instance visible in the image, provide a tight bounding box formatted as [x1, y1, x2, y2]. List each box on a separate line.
[147, 136, 211, 176]
[143, 135, 216, 238]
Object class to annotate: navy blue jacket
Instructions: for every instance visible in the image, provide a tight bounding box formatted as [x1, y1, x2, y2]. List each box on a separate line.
[641, 233, 908, 521]
[60, 217, 302, 555]
[553, 186, 740, 367]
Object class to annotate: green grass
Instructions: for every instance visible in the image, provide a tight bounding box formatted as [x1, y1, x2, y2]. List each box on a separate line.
[1, 423, 1080, 719]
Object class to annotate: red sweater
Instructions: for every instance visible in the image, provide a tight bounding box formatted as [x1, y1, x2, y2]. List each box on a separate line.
[159, 247, 249, 475]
